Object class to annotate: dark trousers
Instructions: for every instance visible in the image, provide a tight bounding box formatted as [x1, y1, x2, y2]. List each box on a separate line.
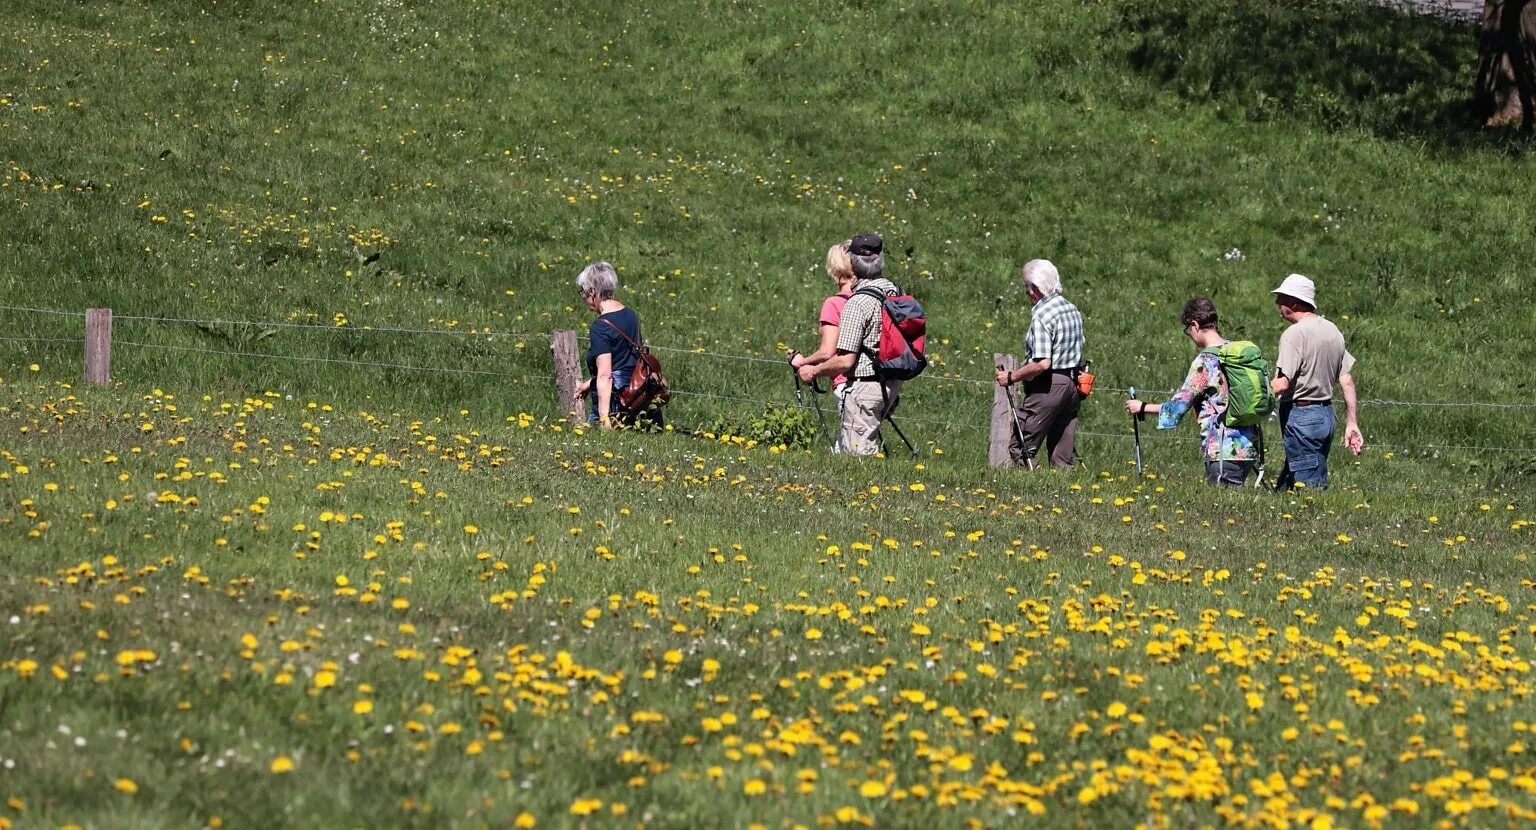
[1205, 459, 1255, 487]
[1008, 372, 1080, 470]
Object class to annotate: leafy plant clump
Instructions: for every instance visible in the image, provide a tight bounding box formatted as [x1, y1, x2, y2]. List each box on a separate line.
[696, 403, 826, 450]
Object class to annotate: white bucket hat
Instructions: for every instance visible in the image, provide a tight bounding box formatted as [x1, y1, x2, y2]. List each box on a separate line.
[1272, 273, 1317, 307]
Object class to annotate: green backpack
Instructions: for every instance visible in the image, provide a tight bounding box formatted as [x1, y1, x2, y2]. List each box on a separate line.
[1201, 341, 1276, 427]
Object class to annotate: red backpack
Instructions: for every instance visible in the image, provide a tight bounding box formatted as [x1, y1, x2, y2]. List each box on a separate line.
[855, 286, 927, 380]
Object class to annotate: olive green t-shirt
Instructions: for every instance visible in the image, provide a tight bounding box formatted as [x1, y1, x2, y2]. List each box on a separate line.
[1275, 315, 1356, 404]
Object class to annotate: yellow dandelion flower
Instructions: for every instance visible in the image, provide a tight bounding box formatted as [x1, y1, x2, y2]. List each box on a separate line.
[114, 778, 138, 795]
[270, 756, 295, 774]
[859, 780, 888, 798]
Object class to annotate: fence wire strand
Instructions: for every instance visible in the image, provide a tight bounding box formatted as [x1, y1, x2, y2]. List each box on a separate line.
[0, 335, 85, 344]
[113, 339, 553, 381]
[6, 304, 1536, 439]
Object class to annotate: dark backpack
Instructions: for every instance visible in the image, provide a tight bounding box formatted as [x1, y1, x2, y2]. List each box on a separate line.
[854, 285, 927, 381]
[599, 319, 671, 422]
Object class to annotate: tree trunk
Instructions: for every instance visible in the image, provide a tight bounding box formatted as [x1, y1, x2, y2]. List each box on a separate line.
[1475, 0, 1536, 129]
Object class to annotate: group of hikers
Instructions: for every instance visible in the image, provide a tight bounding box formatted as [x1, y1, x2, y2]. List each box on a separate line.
[574, 231, 1364, 491]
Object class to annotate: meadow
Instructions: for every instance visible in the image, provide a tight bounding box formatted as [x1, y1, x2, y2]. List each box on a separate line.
[2, 0, 1534, 827]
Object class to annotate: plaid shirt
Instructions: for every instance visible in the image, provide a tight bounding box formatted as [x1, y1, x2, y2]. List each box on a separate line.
[835, 278, 899, 379]
[1025, 292, 1084, 370]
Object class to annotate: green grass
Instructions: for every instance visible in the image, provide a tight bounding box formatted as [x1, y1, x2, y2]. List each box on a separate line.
[2, 0, 1532, 472]
[1, 0, 1535, 826]
[1, 382, 1532, 828]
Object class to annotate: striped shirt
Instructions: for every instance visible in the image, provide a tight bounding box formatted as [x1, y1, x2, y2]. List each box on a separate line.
[1024, 292, 1085, 370]
[835, 278, 899, 379]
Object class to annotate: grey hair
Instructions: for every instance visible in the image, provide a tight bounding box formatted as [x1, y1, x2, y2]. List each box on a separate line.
[576, 261, 619, 299]
[850, 252, 884, 281]
[1021, 259, 1061, 296]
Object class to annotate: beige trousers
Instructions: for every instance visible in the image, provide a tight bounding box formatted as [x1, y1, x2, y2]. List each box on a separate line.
[837, 379, 902, 456]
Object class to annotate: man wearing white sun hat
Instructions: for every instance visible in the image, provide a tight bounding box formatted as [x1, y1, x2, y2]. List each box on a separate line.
[1270, 273, 1363, 490]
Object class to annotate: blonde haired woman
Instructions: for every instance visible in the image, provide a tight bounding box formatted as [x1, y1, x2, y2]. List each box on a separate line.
[788, 240, 856, 397]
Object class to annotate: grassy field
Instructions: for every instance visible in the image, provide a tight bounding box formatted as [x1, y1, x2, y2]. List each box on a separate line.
[2, 0, 1535, 827]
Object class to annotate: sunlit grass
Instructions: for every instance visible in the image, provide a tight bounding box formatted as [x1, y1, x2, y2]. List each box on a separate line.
[1, 0, 1534, 825]
[1, 380, 1532, 827]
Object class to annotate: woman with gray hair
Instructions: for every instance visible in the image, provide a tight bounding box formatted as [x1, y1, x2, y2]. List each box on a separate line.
[573, 261, 657, 428]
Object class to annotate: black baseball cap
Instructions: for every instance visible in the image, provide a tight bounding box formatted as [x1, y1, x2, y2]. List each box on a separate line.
[849, 233, 883, 256]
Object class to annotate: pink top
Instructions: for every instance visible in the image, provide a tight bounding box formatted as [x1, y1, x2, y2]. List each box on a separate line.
[819, 291, 853, 389]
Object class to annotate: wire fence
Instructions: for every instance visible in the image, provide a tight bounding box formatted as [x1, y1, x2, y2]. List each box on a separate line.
[3, 304, 1534, 457]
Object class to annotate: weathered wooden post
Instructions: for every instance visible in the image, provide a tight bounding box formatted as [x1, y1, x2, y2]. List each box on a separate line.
[988, 353, 1018, 468]
[550, 329, 583, 425]
[84, 308, 112, 386]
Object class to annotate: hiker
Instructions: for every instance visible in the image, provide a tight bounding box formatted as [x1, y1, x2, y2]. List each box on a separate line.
[797, 232, 905, 455]
[1124, 298, 1270, 487]
[995, 259, 1086, 469]
[787, 240, 856, 424]
[1270, 274, 1362, 490]
[572, 261, 660, 429]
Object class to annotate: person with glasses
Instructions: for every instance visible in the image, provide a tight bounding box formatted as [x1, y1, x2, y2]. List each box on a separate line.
[572, 261, 660, 429]
[1124, 298, 1262, 487]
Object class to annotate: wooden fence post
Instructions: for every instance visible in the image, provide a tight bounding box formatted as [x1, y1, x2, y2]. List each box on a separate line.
[84, 308, 112, 386]
[551, 329, 583, 425]
[988, 353, 1018, 468]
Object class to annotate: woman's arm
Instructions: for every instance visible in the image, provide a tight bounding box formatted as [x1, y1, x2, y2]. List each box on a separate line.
[794, 324, 842, 368]
[595, 352, 614, 429]
[1151, 354, 1213, 430]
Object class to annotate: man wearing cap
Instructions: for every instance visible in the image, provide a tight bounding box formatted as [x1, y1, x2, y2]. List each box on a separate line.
[1271, 273, 1363, 490]
[995, 259, 1086, 470]
[798, 232, 904, 455]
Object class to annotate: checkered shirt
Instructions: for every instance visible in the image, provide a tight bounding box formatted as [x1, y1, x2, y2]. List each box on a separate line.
[1025, 292, 1084, 370]
[835, 278, 899, 379]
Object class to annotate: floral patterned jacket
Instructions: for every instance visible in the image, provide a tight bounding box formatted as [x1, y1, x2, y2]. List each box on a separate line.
[1156, 350, 1261, 462]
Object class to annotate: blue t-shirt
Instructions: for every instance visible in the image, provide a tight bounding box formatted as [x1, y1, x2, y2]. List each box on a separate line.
[586, 307, 641, 377]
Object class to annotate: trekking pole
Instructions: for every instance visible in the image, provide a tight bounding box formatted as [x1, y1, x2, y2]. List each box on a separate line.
[997, 363, 1029, 453]
[885, 412, 918, 458]
[1128, 386, 1144, 475]
[788, 351, 831, 447]
[875, 380, 919, 458]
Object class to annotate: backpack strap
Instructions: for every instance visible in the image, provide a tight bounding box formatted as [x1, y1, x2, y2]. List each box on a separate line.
[851, 284, 910, 380]
[597, 316, 646, 353]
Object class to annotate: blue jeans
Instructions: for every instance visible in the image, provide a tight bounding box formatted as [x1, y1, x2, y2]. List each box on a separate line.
[587, 370, 630, 424]
[1281, 405, 1334, 490]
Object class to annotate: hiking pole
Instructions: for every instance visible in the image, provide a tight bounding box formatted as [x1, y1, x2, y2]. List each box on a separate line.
[1128, 386, 1144, 475]
[787, 351, 831, 448]
[885, 412, 918, 458]
[997, 364, 1030, 463]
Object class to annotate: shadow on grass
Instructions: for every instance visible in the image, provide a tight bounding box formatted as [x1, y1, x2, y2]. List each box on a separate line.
[1118, 0, 1534, 153]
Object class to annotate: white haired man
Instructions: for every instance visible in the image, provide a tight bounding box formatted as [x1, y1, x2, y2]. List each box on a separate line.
[995, 259, 1085, 469]
[797, 232, 903, 455]
[1270, 273, 1362, 489]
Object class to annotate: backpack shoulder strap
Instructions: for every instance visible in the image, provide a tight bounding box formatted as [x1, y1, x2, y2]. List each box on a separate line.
[598, 315, 645, 352]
